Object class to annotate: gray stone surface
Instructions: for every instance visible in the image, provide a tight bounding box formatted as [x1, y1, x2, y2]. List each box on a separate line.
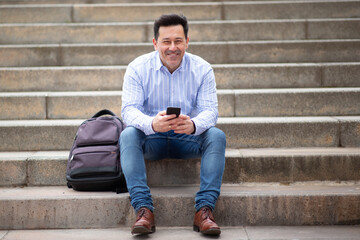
[1, 148, 360, 187]
[0, 184, 359, 229]
[0, 23, 147, 44]
[0, 0, 242, 3]
[337, 116, 360, 147]
[0, 120, 82, 151]
[1, 1, 359, 23]
[0, 187, 133, 229]
[27, 152, 68, 186]
[0, 45, 59, 67]
[73, 3, 222, 23]
[1, 19, 360, 45]
[60, 43, 152, 66]
[224, 148, 360, 183]
[217, 90, 235, 117]
[0, 231, 7, 239]
[1, 63, 359, 93]
[223, 1, 360, 20]
[224, 40, 360, 64]
[0, 66, 125, 92]
[216, 117, 340, 148]
[0, 152, 31, 187]
[2, 40, 360, 67]
[47, 91, 122, 119]
[213, 63, 323, 89]
[2, 226, 360, 240]
[1, 88, 359, 119]
[0, 92, 46, 120]
[0, 5, 72, 23]
[2, 117, 360, 151]
[308, 18, 360, 39]
[322, 62, 360, 87]
[0, 0, 263, 2]
[234, 88, 360, 117]
[246, 226, 360, 240]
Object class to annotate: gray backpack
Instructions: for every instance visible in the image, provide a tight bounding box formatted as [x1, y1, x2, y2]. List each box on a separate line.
[66, 109, 127, 194]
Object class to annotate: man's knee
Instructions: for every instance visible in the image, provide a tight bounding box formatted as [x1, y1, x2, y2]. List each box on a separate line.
[121, 126, 138, 137]
[120, 126, 144, 146]
[206, 127, 226, 144]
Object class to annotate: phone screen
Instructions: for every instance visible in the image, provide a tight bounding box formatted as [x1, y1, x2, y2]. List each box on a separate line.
[166, 107, 181, 118]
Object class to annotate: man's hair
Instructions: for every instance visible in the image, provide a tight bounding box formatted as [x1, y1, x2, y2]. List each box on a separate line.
[153, 14, 188, 41]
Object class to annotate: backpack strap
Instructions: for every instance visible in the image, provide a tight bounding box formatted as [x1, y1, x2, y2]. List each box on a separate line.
[92, 109, 116, 118]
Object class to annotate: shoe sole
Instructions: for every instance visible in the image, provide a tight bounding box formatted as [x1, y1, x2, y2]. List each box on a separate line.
[131, 226, 156, 235]
[193, 225, 221, 236]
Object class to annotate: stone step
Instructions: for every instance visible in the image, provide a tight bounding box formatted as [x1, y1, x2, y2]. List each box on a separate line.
[0, 1, 359, 23]
[1, 88, 359, 119]
[0, 66, 125, 92]
[1, 18, 360, 44]
[0, 0, 300, 4]
[0, 91, 123, 120]
[1, 148, 359, 187]
[1, 63, 359, 92]
[1, 226, 360, 240]
[0, 116, 359, 150]
[232, 88, 360, 117]
[1, 40, 360, 67]
[1, 183, 359, 229]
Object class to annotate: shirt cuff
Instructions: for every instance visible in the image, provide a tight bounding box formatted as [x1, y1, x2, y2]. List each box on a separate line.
[143, 116, 156, 135]
[191, 120, 196, 135]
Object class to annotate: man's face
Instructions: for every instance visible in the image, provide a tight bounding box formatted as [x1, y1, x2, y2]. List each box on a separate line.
[153, 25, 189, 73]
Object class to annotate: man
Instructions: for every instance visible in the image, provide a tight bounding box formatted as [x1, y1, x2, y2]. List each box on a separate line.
[120, 14, 226, 236]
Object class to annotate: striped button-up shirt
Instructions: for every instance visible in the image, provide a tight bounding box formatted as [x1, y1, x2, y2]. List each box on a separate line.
[121, 51, 218, 136]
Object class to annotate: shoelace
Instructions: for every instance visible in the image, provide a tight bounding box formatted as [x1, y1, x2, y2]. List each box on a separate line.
[201, 207, 215, 221]
[136, 208, 147, 220]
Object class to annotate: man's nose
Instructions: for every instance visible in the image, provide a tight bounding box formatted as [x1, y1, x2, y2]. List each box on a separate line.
[169, 41, 177, 50]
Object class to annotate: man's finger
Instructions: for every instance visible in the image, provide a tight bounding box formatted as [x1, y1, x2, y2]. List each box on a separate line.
[178, 114, 190, 120]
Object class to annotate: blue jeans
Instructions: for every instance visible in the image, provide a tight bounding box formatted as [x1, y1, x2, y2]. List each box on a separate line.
[120, 126, 226, 213]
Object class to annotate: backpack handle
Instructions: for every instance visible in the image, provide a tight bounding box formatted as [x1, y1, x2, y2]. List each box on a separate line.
[92, 109, 116, 118]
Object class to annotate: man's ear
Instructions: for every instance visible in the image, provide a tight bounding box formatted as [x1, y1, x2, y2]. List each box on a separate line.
[186, 37, 189, 49]
[153, 38, 158, 50]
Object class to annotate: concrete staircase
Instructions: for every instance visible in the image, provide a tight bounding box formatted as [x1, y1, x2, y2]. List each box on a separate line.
[1, 0, 360, 237]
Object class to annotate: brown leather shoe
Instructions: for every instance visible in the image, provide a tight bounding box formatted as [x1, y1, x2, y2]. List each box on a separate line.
[131, 207, 156, 235]
[193, 207, 221, 235]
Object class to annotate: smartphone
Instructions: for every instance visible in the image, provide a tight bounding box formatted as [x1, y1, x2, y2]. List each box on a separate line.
[166, 107, 181, 118]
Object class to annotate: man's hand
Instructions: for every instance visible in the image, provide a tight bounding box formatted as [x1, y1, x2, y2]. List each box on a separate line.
[152, 111, 195, 135]
[170, 114, 195, 135]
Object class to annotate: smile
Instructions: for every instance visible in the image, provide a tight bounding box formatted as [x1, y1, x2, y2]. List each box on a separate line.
[166, 50, 181, 56]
